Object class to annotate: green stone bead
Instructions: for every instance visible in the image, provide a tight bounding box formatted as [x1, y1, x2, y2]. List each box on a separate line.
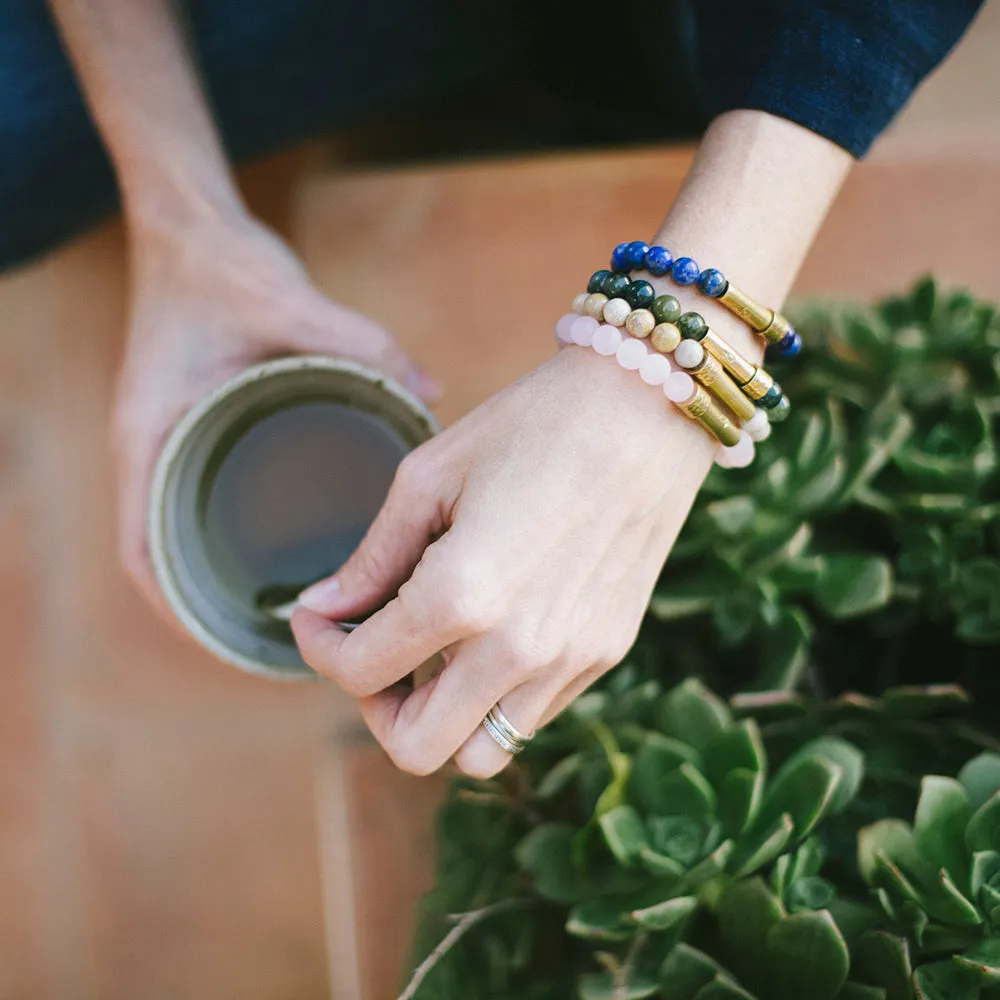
[677, 311, 708, 341]
[588, 269, 612, 294]
[624, 279, 655, 310]
[768, 394, 791, 423]
[651, 294, 681, 325]
[602, 273, 631, 299]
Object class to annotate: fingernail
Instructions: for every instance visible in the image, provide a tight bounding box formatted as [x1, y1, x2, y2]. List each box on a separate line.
[407, 369, 443, 403]
[298, 577, 340, 612]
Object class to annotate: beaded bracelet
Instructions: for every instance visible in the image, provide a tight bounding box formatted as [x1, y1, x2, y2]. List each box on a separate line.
[553, 312, 764, 470]
[568, 286, 791, 423]
[602, 240, 802, 358]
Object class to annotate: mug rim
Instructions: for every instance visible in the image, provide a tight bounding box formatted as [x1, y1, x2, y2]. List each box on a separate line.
[147, 355, 439, 680]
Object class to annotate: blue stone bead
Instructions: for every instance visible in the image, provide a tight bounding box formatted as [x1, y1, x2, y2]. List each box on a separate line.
[672, 257, 700, 285]
[625, 240, 651, 269]
[697, 268, 728, 298]
[778, 330, 803, 358]
[760, 384, 783, 410]
[610, 242, 631, 273]
[644, 245, 673, 277]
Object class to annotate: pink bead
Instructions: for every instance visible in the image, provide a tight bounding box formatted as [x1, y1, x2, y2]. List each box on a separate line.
[592, 324, 623, 356]
[555, 312, 577, 345]
[639, 352, 673, 386]
[716, 432, 756, 469]
[570, 315, 599, 347]
[663, 371, 695, 403]
[616, 337, 648, 371]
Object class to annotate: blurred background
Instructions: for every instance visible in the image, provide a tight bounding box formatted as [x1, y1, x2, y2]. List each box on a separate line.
[1, 2, 999, 998]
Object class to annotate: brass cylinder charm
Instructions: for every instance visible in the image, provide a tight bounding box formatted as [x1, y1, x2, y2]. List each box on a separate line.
[689, 353, 757, 423]
[719, 284, 774, 333]
[761, 311, 794, 346]
[702, 330, 758, 385]
[741, 366, 776, 401]
[677, 385, 743, 447]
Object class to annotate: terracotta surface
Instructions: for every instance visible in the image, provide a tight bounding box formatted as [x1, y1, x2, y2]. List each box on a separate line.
[2, 13, 1000, 995]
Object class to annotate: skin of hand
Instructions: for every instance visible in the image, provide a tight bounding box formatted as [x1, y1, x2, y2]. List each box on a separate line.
[292, 110, 854, 779]
[44, 0, 435, 610]
[114, 205, 438, 611]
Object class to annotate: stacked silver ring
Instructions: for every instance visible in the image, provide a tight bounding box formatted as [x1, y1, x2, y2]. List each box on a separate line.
[482, 703, 532, 755]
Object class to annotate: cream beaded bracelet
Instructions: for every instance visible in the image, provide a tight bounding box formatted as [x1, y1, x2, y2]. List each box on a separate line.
[553, 312, 759, 469]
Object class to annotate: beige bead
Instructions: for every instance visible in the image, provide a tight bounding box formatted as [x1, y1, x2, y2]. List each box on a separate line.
[584, 293, 609, 320]
[571, 292, 589, 315]
[602, 297, 631, 327]
[625, 308, 656, 339]
[651, 322, 681, 354]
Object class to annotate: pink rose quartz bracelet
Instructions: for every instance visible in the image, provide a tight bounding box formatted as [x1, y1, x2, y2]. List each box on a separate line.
[554, 312, 758, 469]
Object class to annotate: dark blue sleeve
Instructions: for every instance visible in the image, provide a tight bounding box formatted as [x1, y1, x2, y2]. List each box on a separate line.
[692, 0, 985, 157]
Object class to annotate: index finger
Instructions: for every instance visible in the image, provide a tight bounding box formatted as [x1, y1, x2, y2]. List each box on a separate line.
[291, 568, 466, 694]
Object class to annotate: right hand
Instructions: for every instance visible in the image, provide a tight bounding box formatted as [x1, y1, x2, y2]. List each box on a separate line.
[113, 203, 438, 613]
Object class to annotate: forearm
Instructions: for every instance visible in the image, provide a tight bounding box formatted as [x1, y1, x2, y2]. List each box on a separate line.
[47, 0, 241, 230]
[653, 109, 853, 364]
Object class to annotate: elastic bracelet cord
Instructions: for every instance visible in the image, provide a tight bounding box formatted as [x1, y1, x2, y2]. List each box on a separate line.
[604, 240, 802, 358]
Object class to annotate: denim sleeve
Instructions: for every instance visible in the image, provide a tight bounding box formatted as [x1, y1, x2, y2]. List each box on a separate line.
[691, 0, 985, 157]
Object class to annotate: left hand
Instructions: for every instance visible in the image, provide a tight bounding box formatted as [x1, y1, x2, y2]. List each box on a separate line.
[291, 345, 717, 778]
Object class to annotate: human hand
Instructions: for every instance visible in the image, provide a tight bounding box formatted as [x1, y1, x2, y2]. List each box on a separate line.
[291, 345, 717, 778]
[113, 205, 438, 610]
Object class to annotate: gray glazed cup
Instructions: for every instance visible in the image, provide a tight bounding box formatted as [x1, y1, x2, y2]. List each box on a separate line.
[148, 356, 438, 680]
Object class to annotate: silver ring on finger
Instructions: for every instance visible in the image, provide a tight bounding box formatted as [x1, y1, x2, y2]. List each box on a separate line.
[482, 703, 533, 755]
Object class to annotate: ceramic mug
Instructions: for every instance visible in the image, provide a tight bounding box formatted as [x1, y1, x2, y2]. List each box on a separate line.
[148, 355, 438, 680]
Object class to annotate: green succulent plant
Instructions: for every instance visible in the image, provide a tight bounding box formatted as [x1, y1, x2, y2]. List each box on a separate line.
[859, 751, 1000, 999]
[405, 283, 1000, 1000]
[640, 277, 1000, 706]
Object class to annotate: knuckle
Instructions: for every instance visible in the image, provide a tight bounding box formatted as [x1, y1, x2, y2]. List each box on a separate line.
[494, 628, 558, 677]
[386, 738, 440, 777]
[393, 449, 436, 498]
[430, 572, 499, 634]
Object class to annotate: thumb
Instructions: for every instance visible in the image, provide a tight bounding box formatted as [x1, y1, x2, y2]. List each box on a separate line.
[291, 298, 442, 404]
[297, 451, 446, 619]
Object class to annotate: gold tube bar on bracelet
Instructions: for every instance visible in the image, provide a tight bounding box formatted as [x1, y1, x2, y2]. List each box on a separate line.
[676, 385, 743, 447]
[689, 353, 757, 423]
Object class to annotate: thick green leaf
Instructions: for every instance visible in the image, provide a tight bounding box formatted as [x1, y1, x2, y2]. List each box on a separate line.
[853, 931, 912, 1000]
[783, 737, 865, 815]
[599, 806, 648, 867]
[971, 851, 1000, 899]
[536, 752, 582, 799]
[673, 842, 735, 895]
[566, 898, 634, 941]
[638, 845, 686, 879]
[631, 734, 702, 815]
[732, 813, 795, 878]
[632, 895, 698, 932]
[654, 764, 718, 825]
[786, 876, 836, 913]
[858, 821, 920, 884]
[756, 608, 812, 691]
[968, 792, 1000, 854]
[660, 945, 728, 1000]
[703, 720, 766, 794]
[659, 679, 732, 753]
[705, 495, 759, 536]
[815, 555, 893, 619]
[879, 684, 970, 718]
[961, 754, 1000, 812]
[955, 939, 1000, 985]
[756, 754, 843, 840]
[914, 776, 972, 887]
[578, 971, 659, 999]
[912, 960, 980, 1000]
[691, 977, 757, 1000]
[911, 275, 937, 324]
[835, 985, 887, 1000]
[766, 910, 850, 1000]
[714, 877, 785, 985]
[718, 768, 765, 838]
[648, 816, 707, 868]
[516, 824, 588, 903]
